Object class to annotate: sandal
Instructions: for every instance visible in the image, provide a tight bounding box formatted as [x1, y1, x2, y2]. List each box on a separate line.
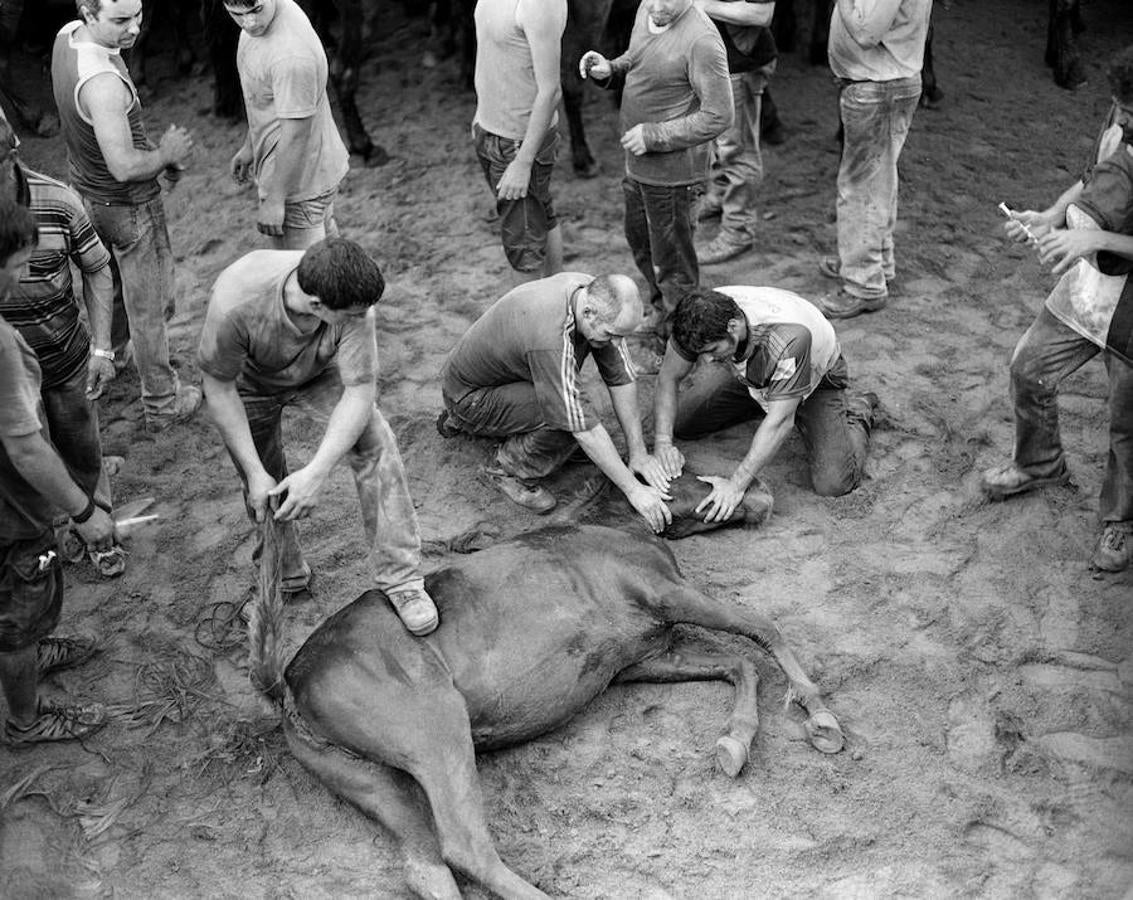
[5, 701, 107, 746]
[981, 462, 1071, 500]
[89, 544, 127, 578]
[37, 635, 99, 676]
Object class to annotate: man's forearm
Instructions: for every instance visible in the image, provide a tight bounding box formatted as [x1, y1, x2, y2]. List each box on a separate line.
[608, 382, 649, 458]
[731, 414, 793, 488]
[574, 424, 642, 496]
[305, 384, 374, 476]
[5, 433, 92, 517]
[700, 0, 774, 27]
[1095, 232, 1133, 261]
[835, 0, 904, 47]
[81, 266, 114, 351]
[1045, 180, 1086, 226]
[515, 86, 560, 164]
[203, 375, 266, 479]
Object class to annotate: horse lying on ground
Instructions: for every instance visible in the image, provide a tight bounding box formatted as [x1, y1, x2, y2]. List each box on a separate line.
[249, 517, 843, 899]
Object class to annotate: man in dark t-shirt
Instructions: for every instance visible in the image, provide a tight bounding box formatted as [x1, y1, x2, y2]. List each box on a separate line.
[439, 271, 672, 531]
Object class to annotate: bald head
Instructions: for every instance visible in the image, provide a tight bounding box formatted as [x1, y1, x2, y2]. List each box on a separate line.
[585, 273, 641, 324]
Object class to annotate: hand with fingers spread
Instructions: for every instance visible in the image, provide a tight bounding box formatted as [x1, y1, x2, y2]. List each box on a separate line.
[694, 474, 745, 524]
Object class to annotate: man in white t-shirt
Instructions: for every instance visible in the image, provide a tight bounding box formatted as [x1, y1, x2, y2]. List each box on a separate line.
[646, 286, 877, 523]
[224, 0, 350, 249]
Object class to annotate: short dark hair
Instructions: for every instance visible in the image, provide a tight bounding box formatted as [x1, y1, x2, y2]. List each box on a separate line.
[0, 198, 37, 267]
[1107, 45, 1133, 103]
[671, 289, 743, 357]
[76, 0, 102, 19]
[296, 238, 385, 310]
[222, 0, 259, 9]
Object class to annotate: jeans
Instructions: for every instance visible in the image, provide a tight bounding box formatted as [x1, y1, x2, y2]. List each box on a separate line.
[84, 196, 182, 418]
[623, 177, 702, 339]
[442, 381, 577, 482]
[836, 76, 922, 300]
[707, 66, 773, 245]
[1010, 307, 1133, 524]
[232, 371, 424, 591]
[41, 361, 111, 510]
[673, 357, 869, 497]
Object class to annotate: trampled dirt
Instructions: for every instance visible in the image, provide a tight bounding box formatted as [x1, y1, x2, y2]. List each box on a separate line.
[1, 1, 1131, 897]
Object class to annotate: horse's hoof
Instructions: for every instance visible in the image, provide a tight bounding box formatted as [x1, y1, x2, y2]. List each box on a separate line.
[572, 159, 600, 179]
[715, 735, 747, 777]
[804, 710, 844, 754]
[364, 145, 391, 168]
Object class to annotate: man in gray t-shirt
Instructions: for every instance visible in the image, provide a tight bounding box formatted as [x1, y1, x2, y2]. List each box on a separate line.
[224, 0, 350, 250]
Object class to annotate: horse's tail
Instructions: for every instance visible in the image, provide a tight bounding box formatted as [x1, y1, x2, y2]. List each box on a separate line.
[248, 517, 287, 706]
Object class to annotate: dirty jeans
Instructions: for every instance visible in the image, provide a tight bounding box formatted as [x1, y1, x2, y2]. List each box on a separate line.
[232, 371, 424, 592]
[623, 177, 701, 341]
[42, 361, 111, 510]
[706, 65, 773, 245]
[1010, 307, 1133, 525]
[673, 357, 869, 497]
[836, 76, 922, 300]
[84, 196, 182, 418]
[442, 381, 578, 482]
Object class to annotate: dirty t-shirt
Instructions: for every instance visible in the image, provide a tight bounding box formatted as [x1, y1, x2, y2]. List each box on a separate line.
[236, 0, 350, 202]
[197, 250, 377, 394]
[441, 272, 635, 433]
[0, 317, 54, 540]
[675, 286, 840, 410]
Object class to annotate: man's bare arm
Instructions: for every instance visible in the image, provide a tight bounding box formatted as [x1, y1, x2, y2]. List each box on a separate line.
[203, 372, 277, 521]
[698, 0, 775, 28]
[834, 0, 904, 48]
[83, 73, 192, 182]
[573, 423, 672, 533]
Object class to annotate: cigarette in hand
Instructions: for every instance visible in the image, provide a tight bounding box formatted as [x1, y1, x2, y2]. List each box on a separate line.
[998, 202, 1039, 246]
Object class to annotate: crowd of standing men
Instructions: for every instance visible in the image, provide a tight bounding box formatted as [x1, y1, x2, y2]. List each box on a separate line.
[0, 0, 1129, 763]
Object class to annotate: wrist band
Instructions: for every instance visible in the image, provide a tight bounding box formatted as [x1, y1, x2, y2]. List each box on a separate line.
[91, 348, 115, 361]
[72, 496, 96, 524]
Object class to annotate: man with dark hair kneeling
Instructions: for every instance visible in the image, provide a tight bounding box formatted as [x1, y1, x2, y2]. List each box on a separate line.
[648, 286, 877, 524]
[199, 238, 438, 636]
[1, 198, 115, 745]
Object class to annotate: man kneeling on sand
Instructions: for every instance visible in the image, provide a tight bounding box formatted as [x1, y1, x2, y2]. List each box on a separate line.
[438, 272, 673, 533]
[647, 286, 878, 523]
[198, 239, 438, 636]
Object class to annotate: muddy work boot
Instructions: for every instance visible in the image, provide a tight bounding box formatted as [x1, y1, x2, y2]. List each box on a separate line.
[37, 635, 99, 677]
[980, 461, 1071, 501]
[483, 465, 557, 513]
[146, 384, 203, 434]
[387, 586, 440, 636]
[1090, 523, 1131, 573]
[5, 701, 107, 746]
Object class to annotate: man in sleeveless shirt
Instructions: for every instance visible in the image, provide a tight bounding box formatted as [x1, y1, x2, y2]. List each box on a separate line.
[472, 0, 567, 279]
[223, 0, 351, 250]
[50, 0, 200, 433]
[647, 287, 877, 524]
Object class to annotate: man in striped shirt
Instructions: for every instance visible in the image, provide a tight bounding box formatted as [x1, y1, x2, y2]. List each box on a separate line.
[439, 272, 673, 531]
[0, 118, 119, 548]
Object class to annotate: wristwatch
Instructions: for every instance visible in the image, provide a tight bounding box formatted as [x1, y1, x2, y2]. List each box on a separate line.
[91, 348, 115, 361]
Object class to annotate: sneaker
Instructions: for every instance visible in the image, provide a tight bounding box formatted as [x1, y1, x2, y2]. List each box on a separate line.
[37, 635, 99, 676]
[816, 290, 888, 320]
[387, 586, 439, 636]
[699, 235, 753, 266]
[980, 461, 1071, 501]
[5, 701, 107, 746]
[1090, 523, 1131, 573]
[436, 409, 463, 439]
[146, 384, 203, 433]
[483, 465, 557, 513]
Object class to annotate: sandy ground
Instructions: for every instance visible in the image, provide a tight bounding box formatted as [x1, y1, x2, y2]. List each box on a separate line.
[2, 0, 1132, 897]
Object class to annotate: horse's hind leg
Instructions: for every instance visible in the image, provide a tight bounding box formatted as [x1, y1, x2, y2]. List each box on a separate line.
[285, 723, 461, 900]
[614, 648, 760, 777]
[654, 585, 845, 755]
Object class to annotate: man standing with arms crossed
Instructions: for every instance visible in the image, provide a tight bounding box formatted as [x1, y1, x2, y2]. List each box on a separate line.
[472, 0, 567, 279]
[51, 0, 200, 432]
[816, 0, 932, 320]
[224, 0, 351, 250]
[580, 0, 733, 354]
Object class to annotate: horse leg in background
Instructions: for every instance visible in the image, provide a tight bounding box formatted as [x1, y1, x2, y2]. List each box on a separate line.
[653, 584, 845, 755]
[614, 648, 761, 778]
[0, 0, 58, 137]
[560, 0, 614, 178]
[285, 727, 464, 900]
[329, 0, 388, 165]
[202, 0, 243, 120]
[919, 20, 943, 108]
[1046, 0, 1087, 91]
